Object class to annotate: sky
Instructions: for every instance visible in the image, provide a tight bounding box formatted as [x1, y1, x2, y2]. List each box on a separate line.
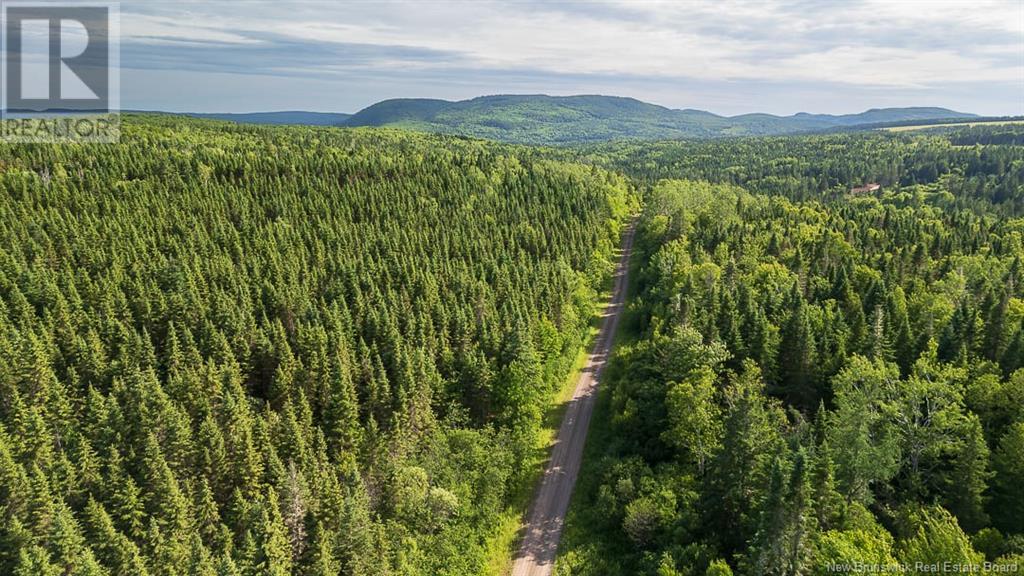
[114, 0, 1023, 116]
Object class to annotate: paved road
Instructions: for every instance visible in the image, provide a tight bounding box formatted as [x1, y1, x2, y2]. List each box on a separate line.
[510, 222, 636, 576]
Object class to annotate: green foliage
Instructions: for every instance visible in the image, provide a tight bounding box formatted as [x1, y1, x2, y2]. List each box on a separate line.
[622, 489, 677, 549]
[581, 127, 1024, 214]
[815, 527, 897, 576]
[0, 116, 634, 575]
[663, 368, 721, 475]
[705, 559, 734, 576]
[344, 95, 974, 145]
[827, 357, 901, 505]
[4, 112, 1022, 576]
[991, 422, 1024, 534]
[559, 125, 1024, 575]
[897, 507, 983, 567]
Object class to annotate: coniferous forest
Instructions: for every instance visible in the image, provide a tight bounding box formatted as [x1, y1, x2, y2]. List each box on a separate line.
[1, 116, 1024, 576]
[0, 116, 635, 575]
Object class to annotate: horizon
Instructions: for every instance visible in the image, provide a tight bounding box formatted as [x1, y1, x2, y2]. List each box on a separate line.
[113, 0, 1023, 117]
[159, 93, 994, 118]
[4, 2, 1024, 575]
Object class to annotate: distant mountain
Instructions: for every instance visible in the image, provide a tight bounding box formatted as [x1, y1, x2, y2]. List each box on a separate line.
[341, 99, 449, 126]
[344, 95, 727, 142]
[341, 95, 976, 144]
[184, 111, 351, 126]
[145, 97, 976, 144]
[790, 107, 978, 127]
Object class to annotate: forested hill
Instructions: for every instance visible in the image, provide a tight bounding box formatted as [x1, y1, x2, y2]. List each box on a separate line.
[341, 95, 974, 144]
[0, 115, 636, 575]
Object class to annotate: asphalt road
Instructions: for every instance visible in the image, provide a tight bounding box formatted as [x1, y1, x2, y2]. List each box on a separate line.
[510, 222, 636, 576]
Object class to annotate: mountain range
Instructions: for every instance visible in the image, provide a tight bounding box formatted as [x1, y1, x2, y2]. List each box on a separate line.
[172, 95, 980, 144]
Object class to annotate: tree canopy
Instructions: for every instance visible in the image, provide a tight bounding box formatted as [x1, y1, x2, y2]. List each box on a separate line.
[558, 125, 1024, 575]
[0, 116, 636, 575]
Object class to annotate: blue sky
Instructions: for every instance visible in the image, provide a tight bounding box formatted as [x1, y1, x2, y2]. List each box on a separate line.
[116, 0, 1023, 116]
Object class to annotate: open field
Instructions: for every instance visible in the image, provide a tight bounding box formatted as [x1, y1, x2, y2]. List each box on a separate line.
[883, 119, 1024, 131]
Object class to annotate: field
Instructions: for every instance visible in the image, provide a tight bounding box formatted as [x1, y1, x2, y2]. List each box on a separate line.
[883, 119, 1024, 131]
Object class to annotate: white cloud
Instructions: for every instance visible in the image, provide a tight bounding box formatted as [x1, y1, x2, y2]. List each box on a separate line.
[123, 12, 258, 44]
[117, 0, 1024, 114]
[131, 0, 1021, 85]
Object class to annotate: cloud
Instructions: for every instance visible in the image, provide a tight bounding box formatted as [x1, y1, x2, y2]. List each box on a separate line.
[122, 31, 465, 77]
[112, 0, 1023, 115]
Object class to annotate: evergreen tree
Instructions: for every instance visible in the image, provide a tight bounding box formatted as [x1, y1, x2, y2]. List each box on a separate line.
[706, 361, 786, 555]
[991, 422, 1024, 534]
[943, 415, 990, 532]
[82, 498, 150, 576]
[778, 291, 820, 411]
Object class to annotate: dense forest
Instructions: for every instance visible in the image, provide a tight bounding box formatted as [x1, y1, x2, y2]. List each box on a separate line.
[557, 126, 1024, 575]
[0, 116, 636, 575]
[575, 128, 1024, 213]
[2, 113, 1023, 576]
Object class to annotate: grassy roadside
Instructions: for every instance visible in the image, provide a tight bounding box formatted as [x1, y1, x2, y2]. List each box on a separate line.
[549, 347, 630, 575]
[552, 245, 644, 575]
[481, 217, 638, 576]
[482, 287, 609, 576]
